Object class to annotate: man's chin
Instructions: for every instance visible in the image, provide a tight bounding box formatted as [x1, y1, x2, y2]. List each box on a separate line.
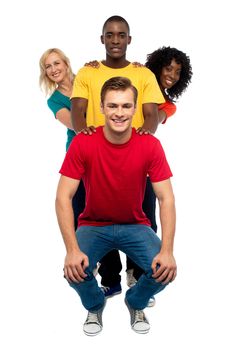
[112, 126, 132, 137]
[111, 123, 129, 132]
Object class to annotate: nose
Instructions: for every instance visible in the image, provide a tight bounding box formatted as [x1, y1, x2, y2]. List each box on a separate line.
[168, 70, 176, 79]
[112, 34, 120, 44]
[115, 106, 124, 116]
[51, 64, 57, 73]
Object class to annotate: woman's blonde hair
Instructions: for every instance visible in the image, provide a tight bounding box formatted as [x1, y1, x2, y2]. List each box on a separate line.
[39, 48, 74, 95]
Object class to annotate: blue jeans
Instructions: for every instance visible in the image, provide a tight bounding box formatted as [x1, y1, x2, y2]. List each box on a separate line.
[98, 177, 157, 285]
[69, 224, 167, 312]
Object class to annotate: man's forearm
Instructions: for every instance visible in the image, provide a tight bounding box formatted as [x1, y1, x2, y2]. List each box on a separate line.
[143, 114, 159, 133]
[71, 98, 87, 133]
[158, 197, 176, 253]
[142, 103, 160, 133]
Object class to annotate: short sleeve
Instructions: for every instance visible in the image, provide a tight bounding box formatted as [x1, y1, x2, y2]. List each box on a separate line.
[159, 101, 177, 124]
[59, 136, 85, 180]
[47, 91, 70, 118]
[71, 67, 90, 100]
[47, 98, 63, 117]
[148, 139, 173, 182]
[141, 68, 165, 104]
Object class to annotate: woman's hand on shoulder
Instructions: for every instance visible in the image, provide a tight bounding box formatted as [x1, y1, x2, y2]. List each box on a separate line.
[132, 62, 144, 68]
[84, 60, 99, 68]
[80, 126, 96, 135]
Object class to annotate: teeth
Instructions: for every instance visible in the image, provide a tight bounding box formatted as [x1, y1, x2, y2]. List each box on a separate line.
[112, 119, 126, 123]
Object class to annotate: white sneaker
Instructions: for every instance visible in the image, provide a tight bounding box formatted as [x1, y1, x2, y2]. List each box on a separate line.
[147, 296, 156, 307]
[126, 269, 137, 288]
[125, 299, 150, 334]
[83, 307, 104, 336]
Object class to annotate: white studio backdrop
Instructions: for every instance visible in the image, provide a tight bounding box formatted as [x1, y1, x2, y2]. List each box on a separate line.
[0, 0, 232, 349]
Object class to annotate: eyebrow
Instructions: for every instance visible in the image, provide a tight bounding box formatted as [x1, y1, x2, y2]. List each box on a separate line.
[105, 31, 127, 35]
[106, 102, 133, 106]
[45, 60, 60, 66]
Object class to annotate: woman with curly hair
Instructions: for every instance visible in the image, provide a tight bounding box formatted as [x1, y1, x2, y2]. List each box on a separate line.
[125, 46, 192, 298]
[145, 46, 192, 124]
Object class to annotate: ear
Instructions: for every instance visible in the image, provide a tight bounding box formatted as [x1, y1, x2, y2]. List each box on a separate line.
[100, 102, 104, 114]
[100, 35, 104, 44]
[128, 35, 132, 45]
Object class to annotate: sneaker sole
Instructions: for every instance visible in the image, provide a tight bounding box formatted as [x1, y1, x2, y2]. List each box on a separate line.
[83, 323, 103, 336]
[83, 329, 102, 336]
[131, 327, 150, 334]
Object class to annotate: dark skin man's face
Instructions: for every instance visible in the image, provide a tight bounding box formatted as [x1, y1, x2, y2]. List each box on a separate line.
[101, 21, 131, 60]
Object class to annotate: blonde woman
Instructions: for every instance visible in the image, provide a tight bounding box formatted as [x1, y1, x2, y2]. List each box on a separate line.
[39, 48, 85, 228]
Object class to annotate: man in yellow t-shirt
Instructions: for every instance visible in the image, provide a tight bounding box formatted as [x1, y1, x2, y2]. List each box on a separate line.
[71, 16, 164, 134]
[71, 16, 165, 305]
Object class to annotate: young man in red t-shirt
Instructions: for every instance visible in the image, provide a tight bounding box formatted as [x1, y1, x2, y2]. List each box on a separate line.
[56, 77, 177, 336]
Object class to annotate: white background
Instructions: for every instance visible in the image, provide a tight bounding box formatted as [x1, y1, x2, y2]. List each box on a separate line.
[1, 0, 233, 349]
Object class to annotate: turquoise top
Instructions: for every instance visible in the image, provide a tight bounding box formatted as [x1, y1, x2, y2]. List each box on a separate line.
[47, 90, 76, 151]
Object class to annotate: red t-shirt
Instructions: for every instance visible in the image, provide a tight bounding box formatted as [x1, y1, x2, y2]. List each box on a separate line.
[159, 100, 176, 124]
[59, 127, 172, 227]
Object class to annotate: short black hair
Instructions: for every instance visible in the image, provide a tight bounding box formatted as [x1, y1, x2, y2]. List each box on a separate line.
[102, 15, 130, 34]
[145, 46, 193, 101]
[101, 76, 138, 105]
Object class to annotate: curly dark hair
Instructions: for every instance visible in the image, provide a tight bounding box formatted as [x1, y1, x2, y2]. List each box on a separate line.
[145, 46, 193, 101]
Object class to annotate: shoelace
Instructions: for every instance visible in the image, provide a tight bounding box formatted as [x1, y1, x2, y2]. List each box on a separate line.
[134, 310, 146, 323]
[101, 286, 110, 293]
[86, 312, 99, 324]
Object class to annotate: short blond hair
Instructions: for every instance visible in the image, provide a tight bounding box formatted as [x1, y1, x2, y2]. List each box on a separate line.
[39, 48, 74, 95]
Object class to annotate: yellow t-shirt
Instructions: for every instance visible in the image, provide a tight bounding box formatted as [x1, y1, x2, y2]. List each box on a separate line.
[71, 62, 165, 129]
